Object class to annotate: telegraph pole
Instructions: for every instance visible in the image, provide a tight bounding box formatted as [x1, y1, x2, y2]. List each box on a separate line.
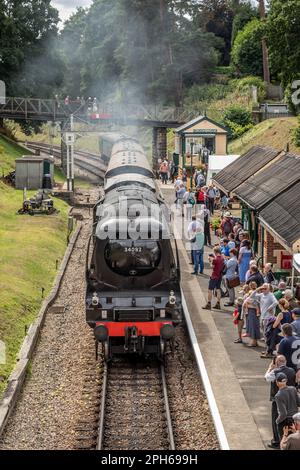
[257, 0, 271, 84]
[70, 114, 74, 192]
[65, 115, 75, 192]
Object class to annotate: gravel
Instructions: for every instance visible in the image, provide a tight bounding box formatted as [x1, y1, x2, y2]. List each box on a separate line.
[0, 194, 99, 450]
[166, 325, 219, 450]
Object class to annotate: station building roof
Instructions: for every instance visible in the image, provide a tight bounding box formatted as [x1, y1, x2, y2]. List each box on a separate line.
[175, 115, 228, 134]
[212, 146, 281, 194]
[234, 152, 300, 210]
[259, 181, 300, 249]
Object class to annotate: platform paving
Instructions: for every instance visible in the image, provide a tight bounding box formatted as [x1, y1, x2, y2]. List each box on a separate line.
[161, 184, 271, 450]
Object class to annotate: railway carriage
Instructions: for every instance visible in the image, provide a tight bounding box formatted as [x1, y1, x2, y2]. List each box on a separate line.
[86, 136, 182, 360]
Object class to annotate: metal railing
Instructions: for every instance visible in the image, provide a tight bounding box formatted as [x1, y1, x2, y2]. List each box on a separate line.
[0, 97, 191, 124]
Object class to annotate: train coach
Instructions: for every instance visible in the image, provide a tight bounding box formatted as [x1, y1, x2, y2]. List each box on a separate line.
[86, 135, 183, 360]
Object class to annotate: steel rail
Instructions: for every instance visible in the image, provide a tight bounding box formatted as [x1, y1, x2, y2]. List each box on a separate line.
[96, 363, 108, 451]
[160, 363, 175, 450]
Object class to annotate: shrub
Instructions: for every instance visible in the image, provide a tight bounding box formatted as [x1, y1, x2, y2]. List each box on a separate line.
[232, 76, 267, 102]
[225, 121, 254, 140]
[293, 116, 300, 147]
[223, 105, 252, 126]
[222, 104, 253, 140]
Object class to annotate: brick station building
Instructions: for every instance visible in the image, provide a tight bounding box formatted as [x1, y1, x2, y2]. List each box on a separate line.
[213, 145, 300, 278]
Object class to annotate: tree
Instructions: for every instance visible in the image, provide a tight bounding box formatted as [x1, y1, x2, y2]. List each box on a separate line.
[76, 0, 222, 106]
[59, 7, 88, 97]
[0, 0, 63, 97]
[231, 18, 265, 76]
[267, 0, 300, 87]
[194, 0, 235, 65]
[231, 1, 258, 45]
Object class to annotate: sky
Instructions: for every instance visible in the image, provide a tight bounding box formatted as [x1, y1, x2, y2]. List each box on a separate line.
[52, 0, 93, 23]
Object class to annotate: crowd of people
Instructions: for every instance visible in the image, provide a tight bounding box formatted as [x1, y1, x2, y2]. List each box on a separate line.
[192, 211, 300, 450]
[158, 161, 300, 451]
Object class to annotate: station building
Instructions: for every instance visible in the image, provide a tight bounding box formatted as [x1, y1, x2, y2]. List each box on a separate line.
[213, 146, 300, 281]
[174, 115, 228, 168]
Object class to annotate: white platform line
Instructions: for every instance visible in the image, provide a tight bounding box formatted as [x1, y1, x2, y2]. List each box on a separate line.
[181, 290, 230, 450]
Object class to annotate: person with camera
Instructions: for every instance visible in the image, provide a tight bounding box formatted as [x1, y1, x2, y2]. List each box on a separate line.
[275, 372, 300, 441]
[265, 355, 296, 448]
[280, 412, 300, 450]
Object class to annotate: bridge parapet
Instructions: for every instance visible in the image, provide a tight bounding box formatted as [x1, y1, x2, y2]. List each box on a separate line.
[0, 97, 194, 125]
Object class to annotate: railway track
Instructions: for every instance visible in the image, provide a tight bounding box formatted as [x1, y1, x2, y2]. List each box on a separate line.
[98, 359, 175, 451]
[20, 141, 106, 180]
[74, 357, 175, 451]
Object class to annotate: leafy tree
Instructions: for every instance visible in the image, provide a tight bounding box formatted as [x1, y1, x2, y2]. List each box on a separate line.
[75, 0, 222, 106]
[266, 0, 300, 87]
[231, 1, 259, 45]
[59, 7, 88, 98]
[194, 0, 236, 65]
[0, 1, 63, 97]
[231, 18, 264, 76]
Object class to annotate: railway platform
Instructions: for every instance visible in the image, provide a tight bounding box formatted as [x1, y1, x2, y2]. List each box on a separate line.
[161, 184, 270, 451]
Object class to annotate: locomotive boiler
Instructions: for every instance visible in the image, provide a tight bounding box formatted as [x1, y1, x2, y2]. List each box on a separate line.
[86, 136, 182, 360]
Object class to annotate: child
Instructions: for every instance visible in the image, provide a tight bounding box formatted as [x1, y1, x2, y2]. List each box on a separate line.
[233, 297, 244, 344]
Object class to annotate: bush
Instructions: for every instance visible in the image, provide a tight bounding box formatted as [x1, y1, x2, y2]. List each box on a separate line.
[223, 105, 252, 126]
[293, 116, 300, 147]
[222, 105, 253, 140]
[225, 121, 254, 140]
[232, 76, 267, 102]
[231, 18, 265, 77]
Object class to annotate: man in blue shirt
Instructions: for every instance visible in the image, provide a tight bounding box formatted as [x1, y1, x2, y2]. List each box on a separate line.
[220, 239, 230, 258]
[188, 217, 204, 275]
[278, 323, 300, 371]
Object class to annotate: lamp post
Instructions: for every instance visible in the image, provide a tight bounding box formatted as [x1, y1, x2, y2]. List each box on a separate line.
[190, 140, 195, 189]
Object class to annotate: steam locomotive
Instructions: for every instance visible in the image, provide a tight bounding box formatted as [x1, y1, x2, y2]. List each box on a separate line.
[86, 135, 182, 360]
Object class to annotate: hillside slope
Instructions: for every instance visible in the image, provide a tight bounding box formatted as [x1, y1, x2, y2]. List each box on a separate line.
[228, 117, 300, 155]
[0, 136, 69, 397]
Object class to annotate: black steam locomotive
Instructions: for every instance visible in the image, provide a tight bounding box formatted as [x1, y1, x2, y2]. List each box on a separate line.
[86, 136, 182, 360]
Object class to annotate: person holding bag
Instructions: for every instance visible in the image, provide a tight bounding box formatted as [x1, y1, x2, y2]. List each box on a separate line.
[224, 248, 239, 307]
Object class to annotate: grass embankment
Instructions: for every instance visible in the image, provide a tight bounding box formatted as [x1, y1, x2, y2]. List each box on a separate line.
[0, 136, 70, 397]
[228, 117, 300, 155]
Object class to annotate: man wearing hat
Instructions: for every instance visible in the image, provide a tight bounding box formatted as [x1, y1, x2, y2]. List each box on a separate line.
[280, 412, 300, 450]
[221, 212, 233, 238]
[275, 372, 300, 440]
[291, 308, 300, 337]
